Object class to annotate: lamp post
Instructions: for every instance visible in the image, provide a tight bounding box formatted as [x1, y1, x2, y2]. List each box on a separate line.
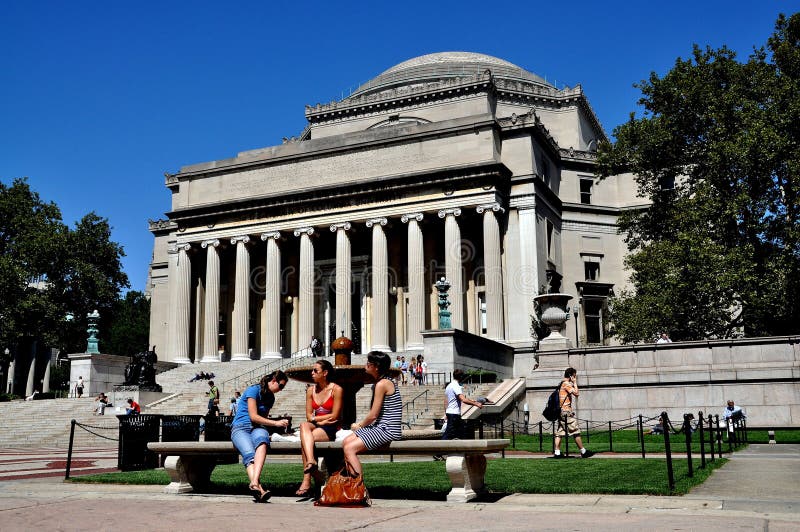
[573, 304, 580, 348]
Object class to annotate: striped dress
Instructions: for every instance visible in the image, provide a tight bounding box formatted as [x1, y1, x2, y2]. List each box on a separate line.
[355, 377, 402, 449]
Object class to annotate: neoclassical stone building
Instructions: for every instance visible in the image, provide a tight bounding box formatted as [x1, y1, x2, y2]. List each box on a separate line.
[147, 52, 642, 364]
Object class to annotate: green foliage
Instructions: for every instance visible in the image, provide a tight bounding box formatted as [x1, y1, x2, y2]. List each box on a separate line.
[100, 291, 151, 356]
[597, 13, 800, 341]
[0, 178, 130, 353]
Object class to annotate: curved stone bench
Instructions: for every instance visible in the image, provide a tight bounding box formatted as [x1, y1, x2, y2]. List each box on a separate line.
[148, 438, 509, 502]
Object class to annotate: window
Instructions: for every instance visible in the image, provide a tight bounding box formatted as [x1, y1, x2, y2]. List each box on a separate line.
[584, 262, 600, 281]
[580, 178, 593, 204]
[584, 300, 603, 344]
[541, 157, 551, 187]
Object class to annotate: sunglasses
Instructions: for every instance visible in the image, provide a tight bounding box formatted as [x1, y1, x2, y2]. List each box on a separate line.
[311, 368, 322, 374]
[278, 381, 286, 390]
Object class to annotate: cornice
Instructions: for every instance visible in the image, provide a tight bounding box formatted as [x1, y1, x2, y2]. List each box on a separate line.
[148, 219, 178, 233]
[305, 71, 494, 124]
[166, 161, 511, 224]
[559, 147, 598, 164]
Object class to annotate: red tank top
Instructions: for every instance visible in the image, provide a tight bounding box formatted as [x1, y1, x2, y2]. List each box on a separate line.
[312, 393, 334, 415]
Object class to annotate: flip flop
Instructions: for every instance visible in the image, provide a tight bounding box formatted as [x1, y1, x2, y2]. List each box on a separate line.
[303, 462, 318, 475]
[259, 489, 272, 503]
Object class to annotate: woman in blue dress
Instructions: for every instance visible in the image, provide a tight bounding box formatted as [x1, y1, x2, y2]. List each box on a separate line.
[343, 351, 402, 476]
[230, 370, 289, 502]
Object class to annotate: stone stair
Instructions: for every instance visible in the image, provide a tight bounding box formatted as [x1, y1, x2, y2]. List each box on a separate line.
[0, 356, 503, 448]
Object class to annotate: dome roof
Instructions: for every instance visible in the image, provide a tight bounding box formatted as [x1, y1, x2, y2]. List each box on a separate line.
[348, 52, 552, 99]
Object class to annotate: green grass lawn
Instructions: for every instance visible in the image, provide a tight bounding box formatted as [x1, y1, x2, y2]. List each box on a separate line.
[69, 457, 726, 498]
[504, 428, 756, 454]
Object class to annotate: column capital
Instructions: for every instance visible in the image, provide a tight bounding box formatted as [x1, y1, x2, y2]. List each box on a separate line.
[260, 231, 282, 241]
[168, 242, 192, 254]
[293, 227, 315, 237]
[476, 202, 506, 214]
[401, 213, 424, 223]
[201, 239, 220, 249]
[365, 217, 388, 228]
[329, 221, 352, 232]
[438, 208, 462, 219]
[230, 235, 251, 245]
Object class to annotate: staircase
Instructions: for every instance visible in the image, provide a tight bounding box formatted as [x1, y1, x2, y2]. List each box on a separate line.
[0, 357, 505, 448]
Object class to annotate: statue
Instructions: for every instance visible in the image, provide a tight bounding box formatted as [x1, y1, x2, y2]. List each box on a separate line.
[124, 346, 161, 392]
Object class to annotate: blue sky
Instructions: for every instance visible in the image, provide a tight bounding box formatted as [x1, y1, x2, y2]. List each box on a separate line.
[1, 1, 796, 293]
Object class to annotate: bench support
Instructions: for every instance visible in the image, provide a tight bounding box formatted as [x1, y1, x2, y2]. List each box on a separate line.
[445, 454, 487, 502]
[163, 455, 216, 494]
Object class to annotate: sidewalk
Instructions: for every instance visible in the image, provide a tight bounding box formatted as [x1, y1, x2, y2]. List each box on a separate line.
[0, 445, 797, 531]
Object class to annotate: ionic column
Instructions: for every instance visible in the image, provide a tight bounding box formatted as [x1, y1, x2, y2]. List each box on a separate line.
[330, 222, 352, 339]
[169, 243, 193, 364]
[294, 227, 316, 350]
[201, 239, 221, 362]
[230, 235, 251, 361]
[438, 208, 464, 329]
[477, 203, 506, 340]
[366, 217, 390, 351]
[401, 213, 425, 349]
[261, 232, 282, 358]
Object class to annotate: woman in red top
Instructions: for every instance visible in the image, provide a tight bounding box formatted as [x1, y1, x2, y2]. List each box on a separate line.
[297, 359, 343, 497]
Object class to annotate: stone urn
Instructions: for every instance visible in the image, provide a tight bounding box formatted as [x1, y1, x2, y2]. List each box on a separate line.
[534, 293, 574, 350]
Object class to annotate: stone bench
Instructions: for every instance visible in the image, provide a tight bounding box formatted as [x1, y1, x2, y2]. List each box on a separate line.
[148, 438, 510, 502]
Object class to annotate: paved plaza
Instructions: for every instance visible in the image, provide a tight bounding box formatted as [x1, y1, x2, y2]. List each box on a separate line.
[0, 444, 797, 530]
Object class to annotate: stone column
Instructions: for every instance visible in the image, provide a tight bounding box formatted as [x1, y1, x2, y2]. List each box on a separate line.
[330, 222, 352, 339]
[230, 235, 251, 361]
[294, 227, 315, 351]
[6, 353, 15, 394]
[25, 342, 36, 396]
[172, 243, 192, 364]
[401, 213, 425, 350]
[477, 203, 506, 340]
[438, 208, 464, 329]
[200, 239, 221, 362]
[366, 217, 390, 351]
[261, 232, 282, 358]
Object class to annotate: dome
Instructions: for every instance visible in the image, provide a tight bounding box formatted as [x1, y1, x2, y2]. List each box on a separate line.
[348, 52, 552, 99]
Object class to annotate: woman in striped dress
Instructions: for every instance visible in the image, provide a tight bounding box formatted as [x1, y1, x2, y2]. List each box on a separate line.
[343, 351, 402, 476]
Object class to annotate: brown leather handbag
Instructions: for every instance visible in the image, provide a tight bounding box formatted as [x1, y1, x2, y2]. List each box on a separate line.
[314, 461, 371, 507]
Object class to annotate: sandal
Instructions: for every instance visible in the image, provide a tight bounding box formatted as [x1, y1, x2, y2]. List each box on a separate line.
[303, 462, 318, 475]
[259, 489, 272, 503]
[249, 485, 263, 502]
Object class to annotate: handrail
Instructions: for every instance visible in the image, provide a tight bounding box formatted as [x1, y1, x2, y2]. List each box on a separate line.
[219, 349, 316, 393]
[401, 389, 430, 426]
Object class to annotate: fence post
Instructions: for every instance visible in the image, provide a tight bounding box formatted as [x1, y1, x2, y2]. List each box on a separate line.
[585, 420, 590, 444]
[698, 411, 706, 469]
[539, 421, 543, 452]
[551, 422, 556, 455]
[608, 421, 613, 453]
[727, 417, 734, 453]
[742, 416, 747, 445]
[639, 414, 645, 459]
[511, 421, 516, 450]
[662, 412, 675, 493]
[683, 413, 694, 478]
[636, 417, 641, 443]
[563, 413, 570, 457]
[707, 414, 714, 461]
[65, 419, 76, 480]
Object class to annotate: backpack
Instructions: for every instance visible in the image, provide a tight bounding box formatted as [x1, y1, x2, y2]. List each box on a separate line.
[542, 384, 564, 422]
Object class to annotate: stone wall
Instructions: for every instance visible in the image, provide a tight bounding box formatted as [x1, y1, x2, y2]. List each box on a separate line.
[514, 336, 800, 426]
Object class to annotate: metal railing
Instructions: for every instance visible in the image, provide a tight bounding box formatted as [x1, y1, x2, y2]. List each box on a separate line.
[219, 349, 316, 393]
[401, 389, 430, 427]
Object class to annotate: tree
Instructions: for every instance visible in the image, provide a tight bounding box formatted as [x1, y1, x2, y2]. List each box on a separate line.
[597, 13, 800, 342]
[0, 178, 130, 353]
[101, 290, 151, 357]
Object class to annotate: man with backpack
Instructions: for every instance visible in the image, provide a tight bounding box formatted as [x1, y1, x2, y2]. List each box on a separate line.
[550, 368, 594, 458]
